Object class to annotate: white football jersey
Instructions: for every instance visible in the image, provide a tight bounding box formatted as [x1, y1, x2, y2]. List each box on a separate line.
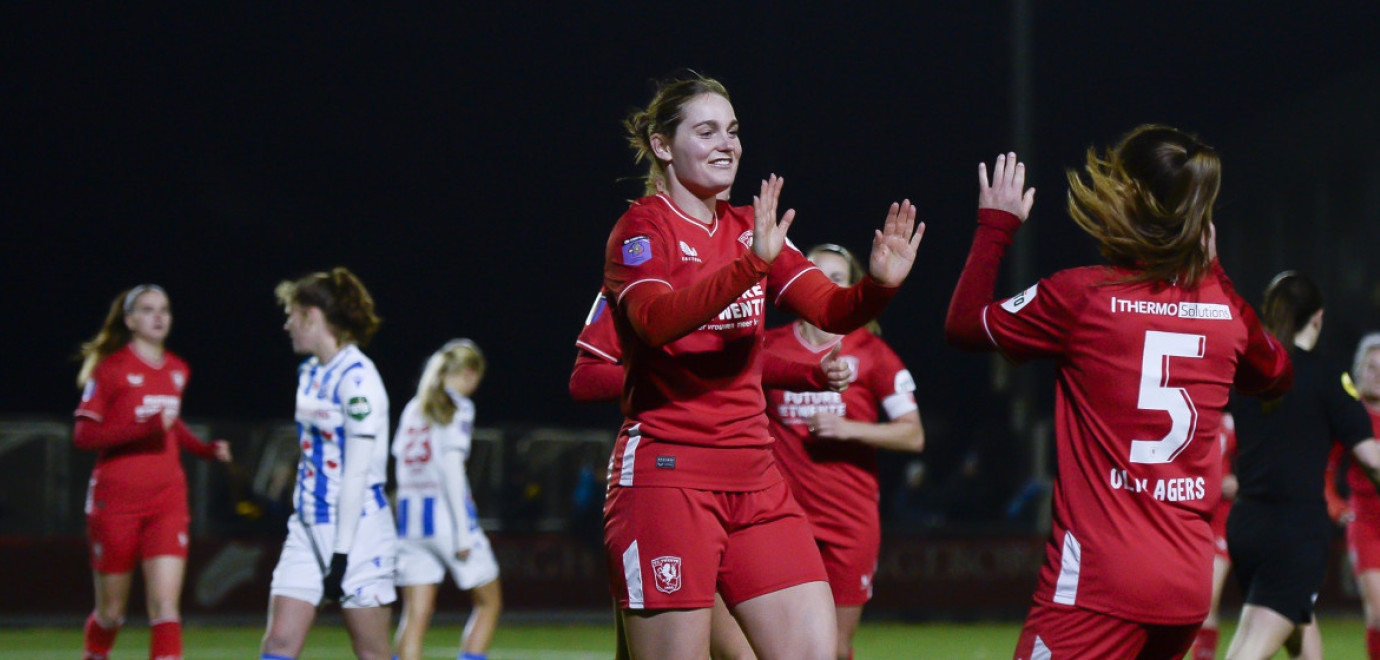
[392, 391, 478, 539]
[292, 344, 391, 523]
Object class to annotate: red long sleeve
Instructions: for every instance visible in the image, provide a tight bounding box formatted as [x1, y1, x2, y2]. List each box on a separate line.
[777, 269, 898, 336]
[173, 419, 219, 460]
[73, 416, 164, 451]
[569, 351, 624, 403]
[1216, 261, 1293, 398]
[621, 251, 772, 348]
[762, 348, 827, 391]
[945, 208, 1022, 351]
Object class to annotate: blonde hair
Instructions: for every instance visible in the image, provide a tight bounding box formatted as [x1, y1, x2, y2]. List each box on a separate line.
[275, 267, 381, 347]
[1066, 124, 1220, 288]
[417, 339, 486, 426]
[624, 72, 731, 197]
[77, 285, 167, 387]
[806, 244, 880, 335]
[1354, 332, 1380, 398]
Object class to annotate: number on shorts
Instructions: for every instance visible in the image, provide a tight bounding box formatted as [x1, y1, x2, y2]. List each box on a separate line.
[1128, 330, 1206, 464]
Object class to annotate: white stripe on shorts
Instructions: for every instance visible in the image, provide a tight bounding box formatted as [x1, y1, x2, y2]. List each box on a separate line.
[1032, 635, 1052, 660]
[619, 424, 641, 487]
[1053, 530, 1081, 606]
[623, 540, 644, 609]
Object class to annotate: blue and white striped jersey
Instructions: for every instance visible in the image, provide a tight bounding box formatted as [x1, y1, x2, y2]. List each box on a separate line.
[292, 344, 390, 524]
[392, 391, 478, 539]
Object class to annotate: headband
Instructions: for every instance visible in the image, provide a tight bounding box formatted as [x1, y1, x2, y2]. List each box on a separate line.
[123, 284, 167, 314]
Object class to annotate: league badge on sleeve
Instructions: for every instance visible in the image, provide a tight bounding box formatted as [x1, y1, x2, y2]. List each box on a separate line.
[622, 236, 652, 266]
[347, 396, 372, 421]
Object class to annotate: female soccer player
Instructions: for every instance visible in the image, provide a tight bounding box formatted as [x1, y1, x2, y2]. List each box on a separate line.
[1224, 274, 1380, 660]
[1337, 332, 1380, 658]
[392, 339, 502, 660]
[260, 267, 396, 660]
[946, 129, 1294, 659]
[1190, 413, 1238, 660]
[601, 73, 922, 660]
[74, 284, 233, 660]
[763, 243, 924, 660]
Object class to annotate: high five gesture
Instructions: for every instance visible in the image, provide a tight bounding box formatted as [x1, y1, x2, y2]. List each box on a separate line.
[868, 201, 925, 287]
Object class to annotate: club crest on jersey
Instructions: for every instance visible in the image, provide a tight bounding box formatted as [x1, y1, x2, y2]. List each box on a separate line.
[171, 371, 186, 390]
[1001, 283, 1039, 313]
[679, 240, 701, 262]
[622, 236, 651, 266]
[347, 396, 372, 421]
[841, 356, 861, 383]
[127, 373, 145, 386]
[650, 556, 682, 593]
[737, 230, 754, 249]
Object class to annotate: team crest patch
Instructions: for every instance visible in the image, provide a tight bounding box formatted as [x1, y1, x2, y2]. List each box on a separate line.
[346, 396, 372, 421]
[171, 371, 186, 390]
[622, 236, 652, 266]
[650, 556, 682, 594]
[737, 230, 754, 249]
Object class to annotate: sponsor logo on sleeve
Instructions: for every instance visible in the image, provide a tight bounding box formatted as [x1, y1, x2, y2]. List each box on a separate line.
[1000, 283, 1039, 313]
[346, 396, 372, 421]
[621, 236, 652, 266]
[651, 556, 682, 593]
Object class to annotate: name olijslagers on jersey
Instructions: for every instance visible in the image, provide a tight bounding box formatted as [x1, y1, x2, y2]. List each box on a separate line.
[1110, 297, 1233, 320]
[776, 391, 847, 420]
[703, 284, 766, 331]
[1108, 468, 1207, 502]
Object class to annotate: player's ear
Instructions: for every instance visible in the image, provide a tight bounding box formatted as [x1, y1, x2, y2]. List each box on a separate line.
[650, 133, 673, 162]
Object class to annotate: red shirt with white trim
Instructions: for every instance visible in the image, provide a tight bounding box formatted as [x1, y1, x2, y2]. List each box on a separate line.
[1346, 407, 1380, 516]
[74, 345, 211, 514]
[766, 323, 917, 543]
[947, 209, 1292, 625]
[602, 194, 817, 490]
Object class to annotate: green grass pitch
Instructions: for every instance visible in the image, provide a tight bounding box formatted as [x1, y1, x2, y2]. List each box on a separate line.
[0, 615, 1369, 658]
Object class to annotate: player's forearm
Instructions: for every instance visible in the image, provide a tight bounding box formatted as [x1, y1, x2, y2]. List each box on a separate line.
[843, 414, 924, 452]
[331, 436, 373, 555]
[569, 354, 622, 403]
[620, 252, 771, 348]
[438, 448, 474, 550]
[946, 209, 1021, 352]
[73, 417, 163, 450]
[172, 419, 218, 460]
[762, 351, 827, 391]
[779, 269, 897, 336]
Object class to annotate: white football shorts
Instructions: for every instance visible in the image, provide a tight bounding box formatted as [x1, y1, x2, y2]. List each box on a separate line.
[269, 509, 398, 608]
[396, 528, 499, 590]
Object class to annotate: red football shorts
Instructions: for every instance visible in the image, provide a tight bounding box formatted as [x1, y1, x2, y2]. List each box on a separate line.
[1349, 513, 1380, 573]
[86, 500, 190, 573]
[604, 480, 827, 610]
[817, 523, 880, 607]
[1013, 601, 1198, 660]
[1209, 506, 1231, 560]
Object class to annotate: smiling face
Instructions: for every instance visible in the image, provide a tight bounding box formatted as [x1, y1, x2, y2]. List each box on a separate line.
[652, 93, 740, 203]
[811, 251, 852, 286]
[124, 289, 172, 345]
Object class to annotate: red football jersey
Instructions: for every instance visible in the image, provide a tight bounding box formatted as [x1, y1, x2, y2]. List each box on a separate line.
[982, 264, 1286, 624]
[74, 345, 201, 514]
[575, 289, 621, 365]
[765, 323, 917, 544]
[1345, 407, 1380, 516]
[603, 194, 817, 490]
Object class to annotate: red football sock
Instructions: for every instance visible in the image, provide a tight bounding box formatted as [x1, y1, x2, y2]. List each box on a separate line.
[83, 612, 120, 660]
[150, 618, 182, 660]
[1368, 626, 1380, 659]
[1190, 626, 1219, 660]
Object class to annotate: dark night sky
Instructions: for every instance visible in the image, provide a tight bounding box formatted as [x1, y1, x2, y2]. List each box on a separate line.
[7, 2, 1380, 435]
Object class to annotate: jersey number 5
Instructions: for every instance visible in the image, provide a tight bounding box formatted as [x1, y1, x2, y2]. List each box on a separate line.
[1129, 330, 1206, 464]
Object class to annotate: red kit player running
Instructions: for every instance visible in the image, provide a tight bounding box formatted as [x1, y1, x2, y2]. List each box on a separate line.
[946, 129, 1294, 659]
[74, 285, 233, 660]
[601, 73, 922, 660]
[764, 242, 925, 660]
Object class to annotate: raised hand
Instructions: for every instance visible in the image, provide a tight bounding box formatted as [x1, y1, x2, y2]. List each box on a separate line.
[820, 343, 852, 393]
[751, 174, 796, 264]
[978, 152, 1036, 221]
[213, 439, 233, 463]
[868, 200, 925, 287]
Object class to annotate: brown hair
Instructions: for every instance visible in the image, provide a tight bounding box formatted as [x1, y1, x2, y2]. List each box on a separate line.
[275, 267, 382, 347]
[1066, 124, 1220, 287]
[1261, 271, 1323, 351]
[624, 73, 731, 196]
[417, 339, 486, 425]
[807, 243, 880, 335]
[77, 285, 167, 387]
